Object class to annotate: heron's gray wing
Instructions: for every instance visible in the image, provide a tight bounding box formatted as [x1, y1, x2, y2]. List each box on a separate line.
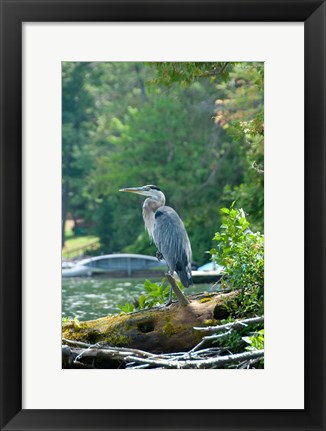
[153, 206, 192, 286]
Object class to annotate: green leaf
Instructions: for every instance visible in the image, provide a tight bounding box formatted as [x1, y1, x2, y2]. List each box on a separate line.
[118, 303, 134, 313]
[138, 295, 146, 309]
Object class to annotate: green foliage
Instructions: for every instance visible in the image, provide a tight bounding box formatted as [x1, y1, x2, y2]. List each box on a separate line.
[118, 303, 135, 313]
[211, 204, 264, 316]
[212, 204, 264, 290]
[62, 62, 98, 245]
[216, 63, 264, 231]
[209, 318, 264, 355]
[203, 205, 264, 358]
[148, 62, 231, 87]
[62, 315, 80, 325]
[243, 329, 264, 351]
[142, 279, 171, 307]
[118, 278, 182, 312]
[215, 330, 244, 352]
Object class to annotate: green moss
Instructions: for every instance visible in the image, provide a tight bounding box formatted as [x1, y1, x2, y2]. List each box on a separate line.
[199, 297, 213, 304]
[63, 322, 131, 346]
[203, 319, 216, 326]
[102, 327, 131, 346]
[163, 316, 176, 336]
[213, 297, 239, 320]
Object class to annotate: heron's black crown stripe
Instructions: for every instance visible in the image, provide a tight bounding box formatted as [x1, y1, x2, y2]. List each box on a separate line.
[155, 210, 163, 218]
[149, 185, 160, 191]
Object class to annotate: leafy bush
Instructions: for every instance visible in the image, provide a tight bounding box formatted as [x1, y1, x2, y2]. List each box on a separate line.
[210, 203, 264, 289]
[243, 329, 264, 351]
[118, 278, 182, 313]
[210, 203, 264, 316]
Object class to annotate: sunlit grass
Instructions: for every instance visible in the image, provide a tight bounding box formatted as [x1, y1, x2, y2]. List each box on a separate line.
[64, 219, 74, 238]
[62, 235, 100, 259]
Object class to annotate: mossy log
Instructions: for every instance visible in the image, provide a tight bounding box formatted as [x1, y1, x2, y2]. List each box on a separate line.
[62, 290, 240, 355]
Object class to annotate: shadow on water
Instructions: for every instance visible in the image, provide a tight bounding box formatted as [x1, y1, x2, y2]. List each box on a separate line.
[62, 277, 212, 321]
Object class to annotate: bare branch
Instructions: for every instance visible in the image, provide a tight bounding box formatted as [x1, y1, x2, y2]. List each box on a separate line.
[251, 161, 264, 174]
[62, 338, 264, 370]
[194, 316, 264, 333]
[126, 349, 264, 369]
[190, 330, 233, 352]
[62, 338, 92, 348]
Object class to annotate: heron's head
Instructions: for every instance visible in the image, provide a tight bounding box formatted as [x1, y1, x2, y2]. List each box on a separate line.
[119, 185, 165, 202]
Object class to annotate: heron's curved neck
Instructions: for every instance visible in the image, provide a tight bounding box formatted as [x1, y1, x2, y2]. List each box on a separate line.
[142, 192, 165, 239]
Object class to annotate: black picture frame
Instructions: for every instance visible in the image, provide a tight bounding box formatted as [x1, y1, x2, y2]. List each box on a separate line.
[1, 1, 325, 430]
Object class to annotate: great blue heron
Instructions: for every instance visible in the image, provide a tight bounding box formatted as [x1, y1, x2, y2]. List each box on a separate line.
[119, 185, 193, 303]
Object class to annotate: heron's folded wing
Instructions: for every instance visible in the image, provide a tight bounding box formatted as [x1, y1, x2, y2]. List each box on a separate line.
[153, 206, 192, 270]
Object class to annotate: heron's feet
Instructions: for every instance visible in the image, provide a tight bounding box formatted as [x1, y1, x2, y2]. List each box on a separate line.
[156, 250, 164, 261]
[163, 286, 173, 307]
[164, 299, 173, 307]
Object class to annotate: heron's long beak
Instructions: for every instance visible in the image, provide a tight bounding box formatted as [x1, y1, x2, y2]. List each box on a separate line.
[119, 187, 148, 196]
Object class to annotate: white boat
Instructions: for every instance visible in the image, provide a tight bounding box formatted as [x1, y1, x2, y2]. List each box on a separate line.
[62, 253, 168, 278]
[196, 262, 224, 273]
[191, 261, 224, 283]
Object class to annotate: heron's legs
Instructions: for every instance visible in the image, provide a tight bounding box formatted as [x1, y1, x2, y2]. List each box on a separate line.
[155, 251, 171, 305]
[164, 287, 173, 306]
[163, 270, 174, 306]
[165, 273, 190, 307]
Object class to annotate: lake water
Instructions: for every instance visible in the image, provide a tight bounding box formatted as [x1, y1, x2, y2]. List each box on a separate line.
[62, 277, 213, 321]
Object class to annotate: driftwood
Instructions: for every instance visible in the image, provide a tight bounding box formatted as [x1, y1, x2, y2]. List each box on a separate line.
[62, 342, 264, 369]
[62, 290, 242, 356]
[124, 349, 264, 369]
[62, 314, 264, 369]
[191, 316, 264, 351]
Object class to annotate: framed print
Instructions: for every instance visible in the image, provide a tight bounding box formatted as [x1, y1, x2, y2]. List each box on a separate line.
[1, 1, 325, 430]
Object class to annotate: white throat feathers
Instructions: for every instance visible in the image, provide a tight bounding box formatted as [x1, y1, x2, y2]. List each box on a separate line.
[142, 191, 165, 240]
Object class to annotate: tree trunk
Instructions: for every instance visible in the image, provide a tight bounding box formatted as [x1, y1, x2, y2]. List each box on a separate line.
[62, 180, 69, 248]
[62, 290, 240, 355]
[134, 64, 148, 101]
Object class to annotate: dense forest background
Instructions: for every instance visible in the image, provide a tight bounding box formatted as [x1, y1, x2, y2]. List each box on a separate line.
[62, 62, 264, 265]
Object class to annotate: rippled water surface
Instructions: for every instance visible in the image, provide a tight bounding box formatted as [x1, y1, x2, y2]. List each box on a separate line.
[62, 277, 212, 321]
